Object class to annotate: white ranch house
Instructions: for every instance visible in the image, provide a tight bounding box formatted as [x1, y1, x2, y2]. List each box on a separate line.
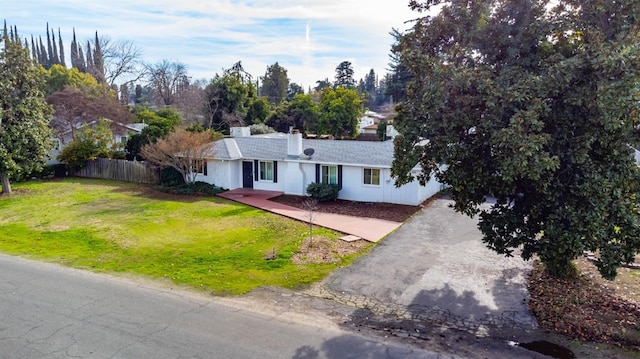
[195, 128, 443, 206]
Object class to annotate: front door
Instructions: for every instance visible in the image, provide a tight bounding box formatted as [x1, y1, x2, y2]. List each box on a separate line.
[242, 161, 253, 188]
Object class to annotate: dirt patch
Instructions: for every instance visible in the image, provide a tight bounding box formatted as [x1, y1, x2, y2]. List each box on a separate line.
[291, 236, 369, 264]
[269, 194, 424, 222]
[0, 188, 30, 197]
[528, 260, 640, 351]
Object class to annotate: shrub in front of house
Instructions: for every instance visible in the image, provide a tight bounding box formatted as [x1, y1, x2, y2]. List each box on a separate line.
[306, 182, 340, 202]
[156, 181, 225, 196]
[160, 167, 185, 186]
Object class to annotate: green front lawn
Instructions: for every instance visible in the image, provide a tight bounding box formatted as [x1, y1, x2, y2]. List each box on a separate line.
[0, 178, 370, 294]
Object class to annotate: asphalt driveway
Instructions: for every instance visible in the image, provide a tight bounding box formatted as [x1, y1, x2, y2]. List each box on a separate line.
[324, 197, 538, 333]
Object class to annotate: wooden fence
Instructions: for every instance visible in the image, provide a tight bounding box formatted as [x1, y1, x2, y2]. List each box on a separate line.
[71, 158, 161, 184]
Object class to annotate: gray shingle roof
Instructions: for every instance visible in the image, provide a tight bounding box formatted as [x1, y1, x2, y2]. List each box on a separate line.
[208, 136, 395, 167]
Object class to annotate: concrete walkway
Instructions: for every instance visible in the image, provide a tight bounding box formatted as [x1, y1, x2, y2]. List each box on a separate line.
[217, 189, 402, 242]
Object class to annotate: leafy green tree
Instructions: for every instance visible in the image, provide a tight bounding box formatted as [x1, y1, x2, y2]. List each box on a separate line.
[246, 96, 271, 125]
[42, 63, 101, 95]
[0, 28, 54, 194]
[334, 61, 355, 89]
[57, 119, 113, 169]
[392, 0, 640, 279]
[317, 87, 362, 138]
[125, 108, 182, 160]
[266, 94, 318, 134]
[203, 64, 258, 133]
[261, 62, 289, 105]
[286, 82, 304, 102]
[314, 78, 332, 92]
[289, 94, 318, 133]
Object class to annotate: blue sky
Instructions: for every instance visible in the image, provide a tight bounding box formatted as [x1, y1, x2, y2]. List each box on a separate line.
[1, 0, 418, 90]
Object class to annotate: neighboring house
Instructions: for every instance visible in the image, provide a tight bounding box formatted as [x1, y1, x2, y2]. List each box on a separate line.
[195, 128, 443, 206]
[48, 119, 147, 164]
[361, 124, 379, 135]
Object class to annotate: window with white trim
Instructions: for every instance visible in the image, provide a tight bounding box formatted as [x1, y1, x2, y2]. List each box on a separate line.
[363, 168, 380, 185]
[259, 161, 274, 181]
[321, 165, 338, 184]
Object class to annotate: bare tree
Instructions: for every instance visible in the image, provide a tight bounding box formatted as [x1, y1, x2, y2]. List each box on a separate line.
[141, 128, 220, 184]
[303, 198, 318, 247]
[145, 60, 188, 106]
[100, 37, 145, 88]
[173, 79, 206, 125]
[47, 87, 133, 143]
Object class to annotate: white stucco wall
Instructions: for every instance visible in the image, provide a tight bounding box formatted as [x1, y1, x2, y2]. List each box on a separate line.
[337, 165, 385, 203]
[202, 159, 442, 205]
[253, 161, 286, 192]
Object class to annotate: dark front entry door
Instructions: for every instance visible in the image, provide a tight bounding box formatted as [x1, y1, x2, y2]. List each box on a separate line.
[242, 161, 253, 188]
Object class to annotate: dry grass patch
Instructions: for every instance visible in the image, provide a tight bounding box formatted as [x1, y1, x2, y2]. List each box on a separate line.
[292, 236, 370, 264]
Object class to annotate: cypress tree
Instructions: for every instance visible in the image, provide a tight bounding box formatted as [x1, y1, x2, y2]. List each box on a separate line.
[85, 41, 93, 74]
[57, 28, 65, 67]
[11, 25, 18, 43]
[77, 45, 86, 72]
[38, 36, 47, 67]
[70, 29, 79, 69]
[92, 32, 105, 83]
[51, 28, 59, 65]
[30, 35, 37, 60]
[45, 23, 53, 68]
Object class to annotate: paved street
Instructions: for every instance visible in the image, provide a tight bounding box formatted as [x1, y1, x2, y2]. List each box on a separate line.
[0, 253, 448, 359]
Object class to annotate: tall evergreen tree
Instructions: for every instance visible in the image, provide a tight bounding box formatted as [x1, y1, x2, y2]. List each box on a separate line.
[30, 35, 36, 60]
[57, 28, 65, 67]
[45, 23, 53, 68]
[334, 61, 356, 89]
[92, 32, 105, 83]
[70, 28, 79, 69]
[85, 41, 93, 74]
[77, 44, 86, 72]
[38, 36, 47, 67]
[51, 28, 59, 65]
[260, 62, 289, 105]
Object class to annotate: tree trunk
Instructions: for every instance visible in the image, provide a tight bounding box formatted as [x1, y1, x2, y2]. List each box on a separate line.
[0, 173, 11, 195]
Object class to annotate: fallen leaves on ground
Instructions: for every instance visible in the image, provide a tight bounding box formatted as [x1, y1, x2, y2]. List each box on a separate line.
[528, 260, 640, 350]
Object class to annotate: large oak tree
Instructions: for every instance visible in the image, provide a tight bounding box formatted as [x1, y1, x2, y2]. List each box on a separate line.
[392, 0, 640, 279]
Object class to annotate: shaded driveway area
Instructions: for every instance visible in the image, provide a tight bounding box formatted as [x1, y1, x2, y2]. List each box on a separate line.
[323, 197, 538, 334]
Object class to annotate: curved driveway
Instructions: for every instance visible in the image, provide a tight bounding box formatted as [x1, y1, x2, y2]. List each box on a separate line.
[324, 197, 537, 333]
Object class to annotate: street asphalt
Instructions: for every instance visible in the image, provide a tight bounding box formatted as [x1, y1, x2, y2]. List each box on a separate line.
[0, 253, 451, 359]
